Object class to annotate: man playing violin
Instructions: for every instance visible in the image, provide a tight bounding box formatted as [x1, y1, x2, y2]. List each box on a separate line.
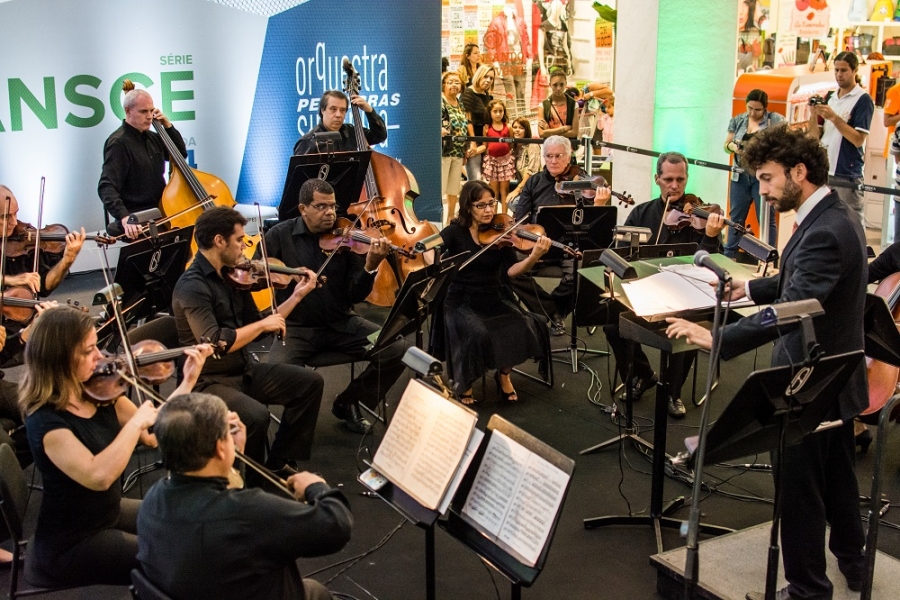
[260, 178, 410, 434]
[293, 90, 387, 155]
[0, 185, 86, 465]
[138, 393, 351, 600]
[603, 152, 725, 418]
[98, 88, 187, 239]
[172, 207, 325, 480]
[512, 135, 611, 334]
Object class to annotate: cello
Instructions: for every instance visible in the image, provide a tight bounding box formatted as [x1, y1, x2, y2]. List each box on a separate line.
[862, 271, 900, 422]
[341, 59, 440, 306]
[120, 81, 235, 244]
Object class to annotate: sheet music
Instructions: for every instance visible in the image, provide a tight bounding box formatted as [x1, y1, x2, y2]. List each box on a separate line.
[621, 267, 752, 318]
[373, 379, 477, 510]
[438, 428, 484, 515]
[461, 430, 569, 567]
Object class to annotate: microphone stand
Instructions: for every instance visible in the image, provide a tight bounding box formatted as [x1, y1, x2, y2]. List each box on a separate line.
[683, 272, 730, 598]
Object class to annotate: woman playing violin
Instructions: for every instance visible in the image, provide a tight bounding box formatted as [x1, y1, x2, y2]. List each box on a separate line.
[18, 306, 212, 586]
[434, 181, 550, 404]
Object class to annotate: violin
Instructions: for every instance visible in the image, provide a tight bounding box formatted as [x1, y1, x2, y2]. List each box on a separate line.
[82, 339, 224, 405]
[477, 214, 582, 258]
[0, 286, 87, 323]
[663, 194, 724, 232]
[224, 258, 324, 292]
[552, 165, 635, 206]
[5, 222, 114, 257]
[319, 217, 418, 258]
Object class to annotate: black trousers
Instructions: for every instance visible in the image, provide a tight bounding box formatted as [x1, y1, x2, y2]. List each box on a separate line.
[603, 322, 695, 396]
[269, 318, 409, 411]
[509, 270, 574, 318]
[776, 420, 865, 599]
[195, 362, 323, 470]
[31, 498, 140, 587]
[0, 376, 30, 467]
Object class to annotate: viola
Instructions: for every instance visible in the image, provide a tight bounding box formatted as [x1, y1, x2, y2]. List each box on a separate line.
[82, 339, 223, 405]
[477, 214, 582, 258]
[552, 165, 634, 206]
[224, 258, 324, 292]
[319, 217, 418, 259]
[0, 286, 87, 323]
[4, 222, 114, 257]
[663, 194, 724, 232]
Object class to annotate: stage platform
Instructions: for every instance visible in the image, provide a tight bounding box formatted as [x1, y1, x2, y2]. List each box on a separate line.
[651, 522, 900, 600]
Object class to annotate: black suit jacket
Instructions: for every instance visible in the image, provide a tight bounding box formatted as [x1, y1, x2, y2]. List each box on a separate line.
[720, 190, 868, 421]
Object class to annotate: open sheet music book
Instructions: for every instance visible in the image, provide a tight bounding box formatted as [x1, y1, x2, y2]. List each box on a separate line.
[371, 379, 478, 511]
[460, 429, 571, 567]
[621, 264, 753, 320]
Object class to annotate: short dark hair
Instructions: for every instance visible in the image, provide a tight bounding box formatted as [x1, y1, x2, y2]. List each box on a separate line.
[548, 67, 567, 81]
[741, 124, 829, 186]
[833, 51, 859, 71]
[318, 90, 348, 118]
[455, 180, 494, 228]
[746, 88, 768, 109]
[299, 178, 335, 206]
[155, 393, 229, 474]
[194, 207, 247, 250]
[656, 152, 688, 176]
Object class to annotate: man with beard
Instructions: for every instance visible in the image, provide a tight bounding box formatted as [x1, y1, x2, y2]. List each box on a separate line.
[666, 125, 867, 600]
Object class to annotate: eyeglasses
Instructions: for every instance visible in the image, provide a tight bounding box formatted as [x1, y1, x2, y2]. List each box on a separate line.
[544, 153, 567, 161]
[472, 201, 498, 210]
[308, 203, 337, 213]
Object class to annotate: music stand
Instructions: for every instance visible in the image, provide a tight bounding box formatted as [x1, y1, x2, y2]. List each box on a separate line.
[533, 205, 617, 372]
[698, 350, 864, 599]
[278, 151, 371, 220]
[113, 226, 193, 323]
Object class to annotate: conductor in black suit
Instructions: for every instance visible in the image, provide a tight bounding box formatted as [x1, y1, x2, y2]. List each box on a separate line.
[666, 125, 867, 600]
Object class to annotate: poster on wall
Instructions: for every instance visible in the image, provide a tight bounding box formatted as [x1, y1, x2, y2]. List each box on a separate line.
[775, 32, 799, 67]
[594, 18, 614, 85]
[787, 0, 830, 39]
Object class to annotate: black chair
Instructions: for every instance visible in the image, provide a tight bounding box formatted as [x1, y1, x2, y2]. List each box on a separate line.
[0, 444, 90, 598]
[130, 568, 174, 600]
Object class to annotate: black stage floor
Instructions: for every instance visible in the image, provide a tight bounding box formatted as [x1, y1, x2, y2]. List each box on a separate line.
[2, 270, 899, 600]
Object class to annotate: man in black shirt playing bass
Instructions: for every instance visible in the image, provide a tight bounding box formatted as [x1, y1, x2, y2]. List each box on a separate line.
[261, 178, 409, 434]
[98, 87, 187, 239]
[292, 90, 387, 156]
[172, 207, 324, 479]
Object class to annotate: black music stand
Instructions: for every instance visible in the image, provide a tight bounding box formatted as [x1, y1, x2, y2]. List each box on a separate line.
[698, 350, 863, 600]
[113, 226, 193, 323]
[439, 415, 575, 600]
[535, 205, 617, 372]
[278, 151, 371, 220]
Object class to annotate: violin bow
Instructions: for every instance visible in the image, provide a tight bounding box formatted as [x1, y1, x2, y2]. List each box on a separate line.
[97, 243, 146, 405]
[460, 214, 530, 271]
[656, 193, 671, 245]
[253, 203, 284, 346]
[0, 196, 9, 322]
[117, 370, 297, 499]
[30, 177, 46, 298]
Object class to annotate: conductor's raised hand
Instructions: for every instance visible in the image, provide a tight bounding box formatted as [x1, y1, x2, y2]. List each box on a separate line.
[665, 317, 712, 350]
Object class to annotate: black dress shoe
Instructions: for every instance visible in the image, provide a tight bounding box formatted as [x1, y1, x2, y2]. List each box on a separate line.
[332, 403, 372, 434]
[550, 313, 566, 336]
[617, 372, 659, 402]
[745, 588, 795, 600]
[667, 397, 686, 418]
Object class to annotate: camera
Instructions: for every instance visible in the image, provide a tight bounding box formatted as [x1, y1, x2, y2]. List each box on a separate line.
[808, 95, 827, 106]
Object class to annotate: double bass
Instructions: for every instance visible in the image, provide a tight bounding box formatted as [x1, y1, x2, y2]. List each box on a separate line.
[120, 81, 236, 245]
[863, 272, 900, 422]
[341, 59, 440, 306]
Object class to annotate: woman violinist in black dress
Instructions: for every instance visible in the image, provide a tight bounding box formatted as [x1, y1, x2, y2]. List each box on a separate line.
[437, 181, 550, 403]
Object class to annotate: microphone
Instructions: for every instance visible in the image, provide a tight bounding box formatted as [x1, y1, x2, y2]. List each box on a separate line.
[693, 250, 730, 281]
[555, 179, 596, 192]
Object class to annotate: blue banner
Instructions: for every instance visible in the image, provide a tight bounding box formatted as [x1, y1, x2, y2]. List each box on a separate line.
[236, 0, 442, 222]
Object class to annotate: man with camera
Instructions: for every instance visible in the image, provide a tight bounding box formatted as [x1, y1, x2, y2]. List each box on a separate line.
[808, 51, 874, 226]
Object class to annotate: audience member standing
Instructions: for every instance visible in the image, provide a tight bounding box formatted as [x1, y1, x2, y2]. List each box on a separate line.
[482, 99, 515, 214]
[441, 71, 468, 224]
[460, 65, 496, 183]
[808, 51, 874, 226]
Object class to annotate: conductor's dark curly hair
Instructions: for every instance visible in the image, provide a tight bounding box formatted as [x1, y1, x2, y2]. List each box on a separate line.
[740, 124, 829, 186]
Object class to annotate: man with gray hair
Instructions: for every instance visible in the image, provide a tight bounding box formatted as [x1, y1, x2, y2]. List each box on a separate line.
[137, 393, 352, 600]
[98, 87, 187, 239]
[512, 135, 610, 333]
